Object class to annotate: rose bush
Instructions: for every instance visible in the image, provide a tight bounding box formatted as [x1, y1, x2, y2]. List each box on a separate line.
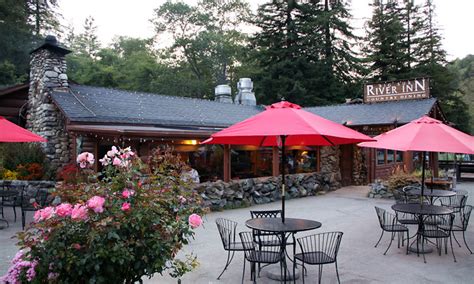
[2, 146, 205, 283]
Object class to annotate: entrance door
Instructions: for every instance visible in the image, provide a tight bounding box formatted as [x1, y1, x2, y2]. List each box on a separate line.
[339, 144, 353, 186]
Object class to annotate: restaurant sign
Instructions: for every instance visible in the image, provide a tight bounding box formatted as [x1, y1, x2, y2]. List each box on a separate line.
[364, 78, 430, 103]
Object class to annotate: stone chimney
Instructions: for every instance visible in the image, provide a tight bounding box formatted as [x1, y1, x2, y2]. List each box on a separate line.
[235, 78, 256, 106]
[214, 84, 233, 103]
[26, 35, 72, 171]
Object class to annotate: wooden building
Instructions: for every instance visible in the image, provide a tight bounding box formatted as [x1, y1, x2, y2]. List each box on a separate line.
[0, 37, 448, 185]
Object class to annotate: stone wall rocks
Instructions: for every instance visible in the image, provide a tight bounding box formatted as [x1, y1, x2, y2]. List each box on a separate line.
[195, 171, 340, 211]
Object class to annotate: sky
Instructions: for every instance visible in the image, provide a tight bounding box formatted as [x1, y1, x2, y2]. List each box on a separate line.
[58, 0, 473, 60]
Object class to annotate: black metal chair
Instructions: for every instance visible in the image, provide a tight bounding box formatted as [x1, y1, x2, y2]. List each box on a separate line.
[448, 205, 473, 254]
[439, 194, 468, 214]
[239, 231, 284, 284]
[294, 231, 343, 284]
[249, 209, 285, 246]
[421, 213, 456, 263]
[374, 207, 409, 255]
[21, 188, 50, 230]
[215, 218, 247, 280]
[393, 188, 418, 225]
[1, 184, 22, 223]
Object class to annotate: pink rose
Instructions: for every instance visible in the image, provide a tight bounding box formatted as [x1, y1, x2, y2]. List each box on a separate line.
[71, 204, 88, 220]
[113, 157, 121, 166]
[56, 203, 73, 217]
[178, 195, 187, 204]
[188, 213, 203, 229]
[122, 189, 135, 198]
[99, 155, 111, 166]
[72, 243, 81, 250]
[121, 202, 131, 211]
[107, 146, 119, 157]
[33, 210, 42, 222]
[40, 206, 54, 220]
[87, 196, 105, 213]
[76, 152, 95, 168]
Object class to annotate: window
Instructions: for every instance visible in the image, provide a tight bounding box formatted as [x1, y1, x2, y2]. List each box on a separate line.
[377, 150, 385, 165]
[377, 149, 404, 166]
[287, 148, 319, 174]
[396, 151, 403, 162]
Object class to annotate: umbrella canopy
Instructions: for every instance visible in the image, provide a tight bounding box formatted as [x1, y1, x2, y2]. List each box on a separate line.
[358, 115, 474, 201]
[0, 116, 46, 142]
[204, 101, 374, 222]
[358, 116, 474, 154]
[203, 101, 374, 146]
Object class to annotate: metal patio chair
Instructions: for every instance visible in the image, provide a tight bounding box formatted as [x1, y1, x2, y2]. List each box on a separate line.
[215, 218, 247, 280]
[21, 188, 50, 230]
[239, 231, 284, 284]
[446, 205, 473, 254]
[374, 206, 409, 255]
[421, 213, 456, 263]
[294, 231, 343, 284]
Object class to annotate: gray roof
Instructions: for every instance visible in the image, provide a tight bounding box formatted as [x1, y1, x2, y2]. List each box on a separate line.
[51, 85, 263, 129]
[51, 84, 438, 129]
[306, 98, 438, 126]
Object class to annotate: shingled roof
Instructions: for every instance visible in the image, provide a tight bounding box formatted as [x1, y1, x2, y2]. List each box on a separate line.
[51, 84, 439, 129]
[51, 85, 263, 129]
[306, 98, 439, 126]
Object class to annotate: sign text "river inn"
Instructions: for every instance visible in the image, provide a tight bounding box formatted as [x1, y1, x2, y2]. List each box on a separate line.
[364, 78, 430, 103]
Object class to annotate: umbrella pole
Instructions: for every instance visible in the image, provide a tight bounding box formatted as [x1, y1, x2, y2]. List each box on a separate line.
[421, 151, 426, 205]
[281, 135, 287, 223]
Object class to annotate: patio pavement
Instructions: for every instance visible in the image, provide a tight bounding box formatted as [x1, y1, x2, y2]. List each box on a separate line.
[1, 183, 474, 283]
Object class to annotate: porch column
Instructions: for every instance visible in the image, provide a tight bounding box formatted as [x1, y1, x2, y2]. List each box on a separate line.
[272, 146, 280, 176]
[404, 151, 413, 173]
[223, 144, 231, 182]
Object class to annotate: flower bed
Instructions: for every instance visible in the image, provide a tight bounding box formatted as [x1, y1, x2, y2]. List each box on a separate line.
[2, 146, 205, 283]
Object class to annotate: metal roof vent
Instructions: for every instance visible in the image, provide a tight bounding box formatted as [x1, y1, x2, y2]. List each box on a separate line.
[235, 78, 256, 106]
[214, 84, 233, 103]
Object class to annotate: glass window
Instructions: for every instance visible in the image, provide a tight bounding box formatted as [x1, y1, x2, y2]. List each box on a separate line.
[377, 150, 385, 165]
[387, 150, 394, 163]
[396, 151, 403, 162]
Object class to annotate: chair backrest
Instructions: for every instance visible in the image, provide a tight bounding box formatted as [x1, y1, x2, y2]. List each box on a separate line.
[239, 231, 282, 261]
[375, 206, 396, 228]
[21, 188, 49, 208]
[250, 209, 282, 219]
[423, 213, 454, 233]
[216, 218, 237, 249]
[455, 189, 469, 196]
[393, 189, 407, 204]
[461, 205, 472, 230]
[297, 231, 343, 262]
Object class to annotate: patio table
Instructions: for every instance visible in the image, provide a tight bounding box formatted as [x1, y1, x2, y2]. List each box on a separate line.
[0, 190, 19, 229]
[392, 203, 453, 254]
[407, 189, 456, 204]
[245, 217, 321, 283]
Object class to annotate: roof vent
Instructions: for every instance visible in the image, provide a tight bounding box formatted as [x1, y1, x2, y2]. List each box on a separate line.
[214, 84, 233, 103]
[235, 78, 256, 106]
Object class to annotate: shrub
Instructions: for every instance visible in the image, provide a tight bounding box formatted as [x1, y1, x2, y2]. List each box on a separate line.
[56, 163, 81, 184]
[2, 169, 18, 180]
[386, 172, 420, 192]
[2, 146, 205, 283]
[16, 163, 44, 180]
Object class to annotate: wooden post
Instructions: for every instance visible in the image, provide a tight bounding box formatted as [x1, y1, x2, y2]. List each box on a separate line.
[223, 145, 231, 182]
[272, 146, 280, 176]
[404, 151, 413, 173]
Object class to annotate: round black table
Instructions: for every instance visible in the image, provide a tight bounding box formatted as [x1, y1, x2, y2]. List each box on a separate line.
[392, 204, 453, 254]
[246, 218, 322, 283]
[407, 189, 456, 204]
[0, 190, 19, 229]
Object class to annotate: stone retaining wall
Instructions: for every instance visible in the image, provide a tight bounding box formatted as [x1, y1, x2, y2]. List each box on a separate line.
[195, 172, 341, 211]
[0, 180, 55, 197]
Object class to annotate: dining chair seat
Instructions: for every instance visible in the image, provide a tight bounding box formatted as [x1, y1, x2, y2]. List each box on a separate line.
[294, 251, 335, 265]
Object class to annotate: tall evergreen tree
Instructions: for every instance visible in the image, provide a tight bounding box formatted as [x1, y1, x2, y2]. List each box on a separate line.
[363, 0, 407, 81]
[26, 0, 61, 36]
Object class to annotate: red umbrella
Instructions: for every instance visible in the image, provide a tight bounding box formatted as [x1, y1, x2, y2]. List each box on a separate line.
[204, 101, 374, 222]
[0, 116, 46, 142]
[358, 115, 474, 198]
